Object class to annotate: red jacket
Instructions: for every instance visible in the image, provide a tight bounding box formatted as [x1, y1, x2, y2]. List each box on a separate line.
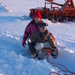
[23, 20, 39, 39]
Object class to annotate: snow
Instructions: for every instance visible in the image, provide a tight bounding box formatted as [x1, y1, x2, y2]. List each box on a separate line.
[0, 0, 75, 75]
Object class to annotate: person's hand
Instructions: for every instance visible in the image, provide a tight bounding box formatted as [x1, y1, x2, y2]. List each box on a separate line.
[28, 39, 32, 43]
[51, 48, 58, 58]
[22, 37, 26, 47]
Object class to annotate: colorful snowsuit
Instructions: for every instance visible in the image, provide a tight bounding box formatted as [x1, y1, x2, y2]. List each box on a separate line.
[30, 29, 56, 49]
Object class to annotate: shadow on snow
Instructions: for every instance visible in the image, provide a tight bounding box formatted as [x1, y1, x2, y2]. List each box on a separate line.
[0, 15, 31, 22]
[0, 5, 8, 12]
[0, 35, 34, 59]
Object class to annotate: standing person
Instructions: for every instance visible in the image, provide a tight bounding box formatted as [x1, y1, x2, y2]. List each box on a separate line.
[29, 22, 58, 58]
[22, 11, 42, 56]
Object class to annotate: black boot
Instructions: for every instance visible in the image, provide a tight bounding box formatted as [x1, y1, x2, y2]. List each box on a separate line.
[51, 48, 58, 58]
[28, 42, 35, 55]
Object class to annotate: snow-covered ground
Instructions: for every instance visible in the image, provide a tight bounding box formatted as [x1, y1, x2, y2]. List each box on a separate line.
[0, 0, 75, 75]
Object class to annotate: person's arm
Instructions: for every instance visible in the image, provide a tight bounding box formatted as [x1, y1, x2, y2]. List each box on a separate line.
[29, 31, 38, 43]
[22, 23, 31, 47]
[50, 32, 56, 42]
[23, 23, 31, 39]
[48, 34, 56, 49]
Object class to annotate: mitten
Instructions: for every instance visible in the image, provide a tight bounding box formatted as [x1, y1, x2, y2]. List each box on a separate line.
[22, 37, 26, 47]
[51, 48, 58, 58]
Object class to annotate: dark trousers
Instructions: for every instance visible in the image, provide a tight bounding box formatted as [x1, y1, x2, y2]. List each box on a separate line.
[28, 42, 35, 55]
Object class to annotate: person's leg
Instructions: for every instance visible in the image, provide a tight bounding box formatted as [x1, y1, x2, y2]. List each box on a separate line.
[28, 42, 35, 55]
[43, 42, 58, 58]
[34, 42, 51, 56]
[43, 42, 51, 48]
[35, 42, 58, 58]
[35, 43, 49, 60]
[34, 43, 43, 56]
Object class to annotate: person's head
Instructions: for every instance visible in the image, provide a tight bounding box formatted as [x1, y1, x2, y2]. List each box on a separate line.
[33, 11, 41, 24]
[39, 22, 48, 33]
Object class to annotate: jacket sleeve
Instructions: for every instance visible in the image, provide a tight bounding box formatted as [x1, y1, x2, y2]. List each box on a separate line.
[23, 24, 31, 39]
[29, 31, 37, 42]
[49, 32, 56, 43]
[48, 35, 56, 49]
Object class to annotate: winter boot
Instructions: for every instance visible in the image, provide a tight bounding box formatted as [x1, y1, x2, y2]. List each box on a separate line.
[51, 48, 58, 58]
[28, 42, 36, 55]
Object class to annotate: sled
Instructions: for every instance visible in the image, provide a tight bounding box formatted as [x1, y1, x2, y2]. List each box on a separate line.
[27, 47, 58, 60]
[38, 47, 58, 60]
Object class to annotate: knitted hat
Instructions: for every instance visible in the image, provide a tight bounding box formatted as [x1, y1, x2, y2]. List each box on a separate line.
[33, 11, 41, 19]
[39, 22, 48, 30]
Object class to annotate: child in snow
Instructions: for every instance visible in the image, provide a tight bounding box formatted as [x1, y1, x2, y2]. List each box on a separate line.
[22, 11, 56, 57]
[22, 11, 42, 55]
[29, 22, 58, 58]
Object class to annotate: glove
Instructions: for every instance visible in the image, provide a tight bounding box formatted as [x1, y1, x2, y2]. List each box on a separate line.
[22, 37, 26, 47]
[28, 39, 32, 43]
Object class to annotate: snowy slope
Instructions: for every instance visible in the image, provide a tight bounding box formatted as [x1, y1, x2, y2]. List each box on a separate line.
[0, 0, 75, 75]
